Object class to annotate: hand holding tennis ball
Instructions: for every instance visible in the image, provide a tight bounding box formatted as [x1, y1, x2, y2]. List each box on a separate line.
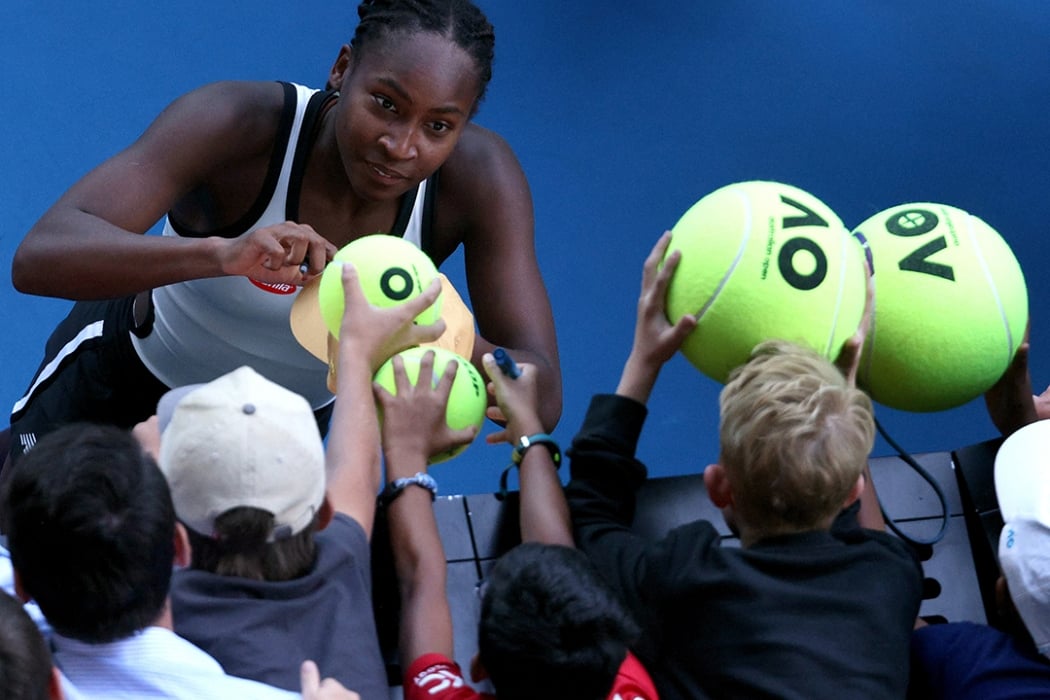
[852, 202, 1028, 412]
[374, 346, 486, 464]
[663, 181, 866, 384]
[318, 234, 442, 339]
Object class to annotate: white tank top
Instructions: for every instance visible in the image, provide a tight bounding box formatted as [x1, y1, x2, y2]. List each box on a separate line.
[132, 83, 428, 408]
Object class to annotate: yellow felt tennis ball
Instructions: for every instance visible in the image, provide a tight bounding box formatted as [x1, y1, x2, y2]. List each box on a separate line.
[852, 203, 1028, 412]
[318, 234, 441, 338]
[373, 346, 486, 464]
[664, 180, 867, 384]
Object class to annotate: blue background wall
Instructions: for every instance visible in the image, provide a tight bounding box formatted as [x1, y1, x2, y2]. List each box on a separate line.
[2, 2, 1048, 496]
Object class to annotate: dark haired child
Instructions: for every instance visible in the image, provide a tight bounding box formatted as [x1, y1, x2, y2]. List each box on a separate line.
[376, 348, 658, 699]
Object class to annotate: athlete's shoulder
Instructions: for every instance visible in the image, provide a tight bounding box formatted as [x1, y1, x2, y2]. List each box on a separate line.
[437, 122, 528, 217]
[446, 122, 518, 174]
[170, 80, 287, 128]
[145, 80, 291, 158]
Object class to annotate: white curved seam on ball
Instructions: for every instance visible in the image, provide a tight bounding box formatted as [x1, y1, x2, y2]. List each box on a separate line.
[967, 214, 1014, 368]
[823, 227, 850, 359]
[696, 187, 751, 321]
[861, 275, 877, 390]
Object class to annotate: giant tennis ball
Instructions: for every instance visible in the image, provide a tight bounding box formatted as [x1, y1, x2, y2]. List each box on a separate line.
[852, 203, 1028, 412]
[664, 181, 867, 384]
[374, 346, 486, 464]
[318, 234, 441, 338]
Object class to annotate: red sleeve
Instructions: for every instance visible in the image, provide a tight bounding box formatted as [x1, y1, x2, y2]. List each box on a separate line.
[403, 653, 487, 700]
[607, 651, 660, 700]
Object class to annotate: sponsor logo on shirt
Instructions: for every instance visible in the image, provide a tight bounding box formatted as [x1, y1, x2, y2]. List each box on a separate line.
[413, 663, 465, 694]
[250, 279, 298, 294]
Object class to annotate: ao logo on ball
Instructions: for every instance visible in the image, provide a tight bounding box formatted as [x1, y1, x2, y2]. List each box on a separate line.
[379, 266, 416, 300]
[882, 208, 956, 282]
[777, 195, 833, 291]
[854, 202, 1028, 412]
[663, 180, 867, 384]
[317, 234, 442, 339]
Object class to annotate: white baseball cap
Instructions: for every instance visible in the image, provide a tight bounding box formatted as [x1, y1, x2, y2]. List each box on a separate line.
[157, 366, 326, 541]
[994, 419, 1050, 658]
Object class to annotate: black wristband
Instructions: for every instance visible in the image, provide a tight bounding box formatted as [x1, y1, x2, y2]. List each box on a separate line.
[498, 433, 562, 501]
[511, 433, 561, 467]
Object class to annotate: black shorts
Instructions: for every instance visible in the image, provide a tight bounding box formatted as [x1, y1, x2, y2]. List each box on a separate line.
[8, 295, 169, 465]
[8, 295, 336, 466]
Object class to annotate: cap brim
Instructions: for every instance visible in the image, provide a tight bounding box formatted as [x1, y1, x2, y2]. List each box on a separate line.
[290, 276, 330, 364]
[424, 275, 477, 361]
[289, 273, 477, 369]
[994, 419, 1050, 522]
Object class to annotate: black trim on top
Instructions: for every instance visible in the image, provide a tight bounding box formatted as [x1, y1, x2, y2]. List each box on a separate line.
[389, 182, 420, 240]
[419, 168, 439, 257]
[286, 87, 339, 222]
[169, 81, 299, 239]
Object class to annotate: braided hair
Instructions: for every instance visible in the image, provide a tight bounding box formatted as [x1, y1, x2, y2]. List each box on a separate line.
[351, 0, 496, 103]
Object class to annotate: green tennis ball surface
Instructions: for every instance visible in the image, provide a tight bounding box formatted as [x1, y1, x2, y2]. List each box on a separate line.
[853, 202, 1028, 412]
[664, 180, 867, 384]
[373, 346, 486, 464]
[318, 234, 441, 338]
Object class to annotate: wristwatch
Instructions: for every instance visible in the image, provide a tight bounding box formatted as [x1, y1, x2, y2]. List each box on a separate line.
[512, 433, 561, 467]
[377, 472, 438, 509]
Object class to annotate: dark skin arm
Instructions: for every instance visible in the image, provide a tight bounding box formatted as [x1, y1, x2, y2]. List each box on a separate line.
[11, 81, 334, 299]
[482, 353, 573, 546]
[433, 125, 562, 432]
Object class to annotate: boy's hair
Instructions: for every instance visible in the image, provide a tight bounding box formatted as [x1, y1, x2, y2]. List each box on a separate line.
[719, 340, 875, 536]
[351, 0, 496, 105]
[186, 506, 320, 581]
[4, 423, 176, 643]
[0, 590, 52, 700]
[478, 543, 639, 700]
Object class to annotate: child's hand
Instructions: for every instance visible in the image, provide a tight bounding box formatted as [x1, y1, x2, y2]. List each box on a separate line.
[617, 231, 697, 403]
[374, 350, 477, 475]
[482, 353, 544, 445]
[630, 231, 697, 368]
[337, 263, 445, 372]
[300, 660, 360, 700]
[835, 263, 874, 387]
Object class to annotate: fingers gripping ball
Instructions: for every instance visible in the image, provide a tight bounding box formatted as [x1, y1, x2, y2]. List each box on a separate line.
[374, 346, 487, 464]
[663, 181, 867, 384]
[318, 235, 442, 338]
[852, 203, 1028, 412]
